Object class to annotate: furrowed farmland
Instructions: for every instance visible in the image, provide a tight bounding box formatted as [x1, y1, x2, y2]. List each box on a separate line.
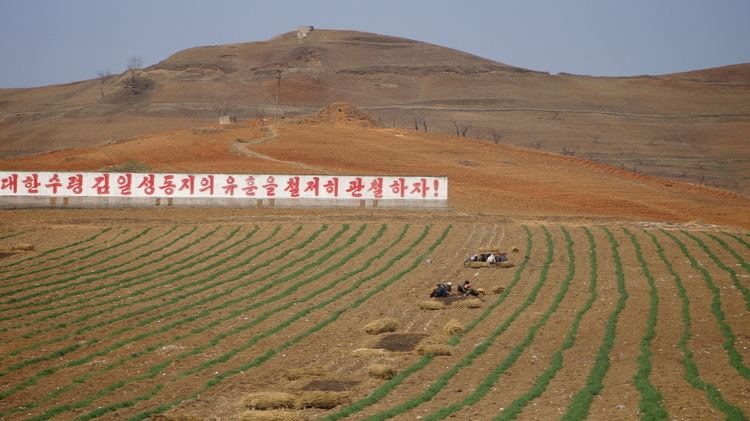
[0, 222, 748, 421]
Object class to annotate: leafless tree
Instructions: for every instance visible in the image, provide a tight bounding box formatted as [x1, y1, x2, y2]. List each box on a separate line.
[562, 145, 576, 156]
[453, 121, 468, 137]
[698, 175, 706, 185]
[491, 130, 504, 144]
[421, 119, 427, 132]
[96, 69, 111, 97]
[414, 118, 419, 131]
[218, 103, 231, 117]
[127, 56, 142, 82]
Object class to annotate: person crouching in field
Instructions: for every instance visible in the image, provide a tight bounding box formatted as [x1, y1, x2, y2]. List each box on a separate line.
[430, 282, 453, 298]
[458, 280, 484, 298]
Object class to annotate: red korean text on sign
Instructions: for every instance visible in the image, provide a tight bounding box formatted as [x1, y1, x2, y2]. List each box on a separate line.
[159, 175, 176, 195]
[222, 176, 238, 196]
[22, 174, 41, 194]
[138, 174, 156, 195]
[262, 176, 278, 197]
[285, 176, 301, 198]
[93, 173, 110, 195]
[409, 178, 429, 198]
[368, 177, 384, 199]
[324, 177, 339, 197]
[67, 174, 84, 195]
[1, 174, 19, 194]
[45, 174, 63, 194]
[304, 177, 320, 197]
[117, 174, 133, 195]
[346, 177, 365, 198]
[242, 176, 257, 196]
[179, 175, 195, 195]
[199, 175, 214, 195]
[389, 177, 406, 198]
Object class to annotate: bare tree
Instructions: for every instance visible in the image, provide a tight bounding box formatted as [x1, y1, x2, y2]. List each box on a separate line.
[453, 121, 468, 137]
[491, 130, 504, 144]
[96, 69, 111, 98]
[127, 56, 142, 85]
[414, 118, 419, 131]
[421, 119, 427, 132]
[218, 103, 231, 117]
[562, 145, 576, 156]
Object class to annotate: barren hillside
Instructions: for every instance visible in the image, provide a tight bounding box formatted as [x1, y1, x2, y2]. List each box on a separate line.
[1, 29, 749, 194]
[2, 104, 748, 229]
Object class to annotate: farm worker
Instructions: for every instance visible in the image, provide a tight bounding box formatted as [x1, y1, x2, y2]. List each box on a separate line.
[430, 282, 453, 298]
[459, 280, 481, 298]
[487, 254, 496, 265]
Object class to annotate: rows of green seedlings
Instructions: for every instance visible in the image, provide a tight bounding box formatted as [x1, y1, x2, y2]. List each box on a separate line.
[645, 230, 746, 420]
[0, 226, 183, 304]
[623, 228, 668, 420]
[0, 225, 247, 355]
[124, 225, 451, 421]
[491, 227, 598, 420]
[0, 227, 140, 287]
[320, 225, 534, 421]
[420, 226, 577, 421]
[661, 230, 750, 380]
[0, 226, 244, 328]
[0, 230, 26, 241]
[4, 224, 370, 413]
[26, 227, 448, 418]
[328, 226, 555, 421]
[0, 224, 327, 394]
[17, 223, 399, 420]
[559, 227, 628, 420]
[0, 227, 112, 273]
[0, 225, 229, 329]
[706, 233, 750, 275]
[683, 231, 750, 311]
[725, 232, 750, 250]
[0, 227, 184, 312]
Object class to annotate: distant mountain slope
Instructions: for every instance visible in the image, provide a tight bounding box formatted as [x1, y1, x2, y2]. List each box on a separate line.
[1, 29, 749, 195]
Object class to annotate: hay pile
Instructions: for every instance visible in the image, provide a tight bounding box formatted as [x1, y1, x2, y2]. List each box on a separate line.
[11, 243, 34, 251]
[367, 364, 396, 379]
[244, 392, 296, 410]
[459, 299, 482, 309]
[151, 415, 201, 421]
[493, 285, 506, 294]
[351, 348, 388, 357]
[443, 319, 464, 336]
[419, 300, 445, 310]
[364, 318, 399, 334]
[416, 344, 453, 356]
[241, 411, 308, 421]
[296, 391, 350, 409]
[497, 261, 515, 268]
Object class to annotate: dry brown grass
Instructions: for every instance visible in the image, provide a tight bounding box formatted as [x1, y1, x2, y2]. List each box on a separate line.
[296, 391, 350, 409]
[243, 392, 296, 410]
[282, 365, 327, 381]
[363, 318, 399, 334]
[350, 348, 389, 357]
[419, 300, 445, 310]
[367, 364, 397, 380]
[240, 410, 308, 421]
[458, 299, 483, 309]
[443, 319, 464, 336]
[493, 285, 506, 294]
[416, 344, 453, 356]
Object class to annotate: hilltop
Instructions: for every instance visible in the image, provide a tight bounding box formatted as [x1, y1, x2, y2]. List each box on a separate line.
[1, 29, 749, 194]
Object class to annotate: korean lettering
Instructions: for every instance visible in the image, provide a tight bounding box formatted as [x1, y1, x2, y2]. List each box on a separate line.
[138, 174, 156, 195]
[1, 174, 18, 194]
[117, 174, 133, 195]
[242, 176, 257, 196]
[304, 176, 320, 197]
[262, 176, 278, 196]
[67, 174, 84, 195]
[345, 177, 365, 198]
[159, 175, 176, 195]
[22, 173, 41, 194]
[93, 173, 110, 195]
[389, 177, 406, 198]
[409, 178, 429, 198]
[284, 176, 301, 198]
[368, 177, 384, 199]
[199, 175, 215, 195]
[45, 174, 63, 194]
[179, 175, 195, 195]
[323, 177, 339, 197]
[222, 176, 238, 196]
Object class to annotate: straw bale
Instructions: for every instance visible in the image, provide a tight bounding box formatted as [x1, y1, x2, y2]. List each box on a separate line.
[367, 364, 396, 379]
[244, 392, 296, 410]
[497, 261, 515, 268]
[416, 344, 453, 356]
[241, 410, 308, 421]
[493, 285, 506, 294]
[296, 391, 350, 409]
[11, 243, 34, 251]
[459, 299, 482, 309]
[443, 319, 464, 336]
[419, 300, 445, 310]
[363, 318, 399, 335]
[351, 348, 388, 357]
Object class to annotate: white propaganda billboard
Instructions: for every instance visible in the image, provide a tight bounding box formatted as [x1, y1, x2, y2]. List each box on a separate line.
[0, 172, 448, 201]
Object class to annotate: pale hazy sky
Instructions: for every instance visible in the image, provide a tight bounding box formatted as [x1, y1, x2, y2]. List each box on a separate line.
[1, 0, 749, 88]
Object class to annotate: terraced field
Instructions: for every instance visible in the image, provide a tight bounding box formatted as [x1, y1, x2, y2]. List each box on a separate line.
[0, 222, 748, 420]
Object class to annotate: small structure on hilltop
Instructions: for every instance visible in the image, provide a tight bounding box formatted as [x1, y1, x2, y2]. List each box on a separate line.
[297, 25, 314, 39]
[303, 102, 380, 128]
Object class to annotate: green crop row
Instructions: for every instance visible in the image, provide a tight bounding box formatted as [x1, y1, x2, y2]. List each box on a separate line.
[0, 230, 25, 241]
[124, 225, 450, 421]
[0, 226, 180, 307]
[644, 230, 746, 420]
[493, 227, 598, 420]
[320, 225, 534, 421]
[0, 225, 293, 395]
[707, 233, 750, 275]
[0, 226, 249, 361]
[624, 228, 668, 420]
[0, 227, 153, 298]
[425, 226, 575, 420]
[683, 231, 750, 311]
[560, 227, 629, 421]
[661, 230, 749, 380]
[355, 226, 554, 421]
[0, 225, 229, 326]
[0, 227, 112, 273]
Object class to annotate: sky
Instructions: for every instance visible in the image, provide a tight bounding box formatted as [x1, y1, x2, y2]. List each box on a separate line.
[1, 0, 749, 88]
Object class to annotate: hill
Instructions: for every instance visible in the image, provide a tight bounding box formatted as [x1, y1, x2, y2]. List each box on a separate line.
[1, 29, 749, 195]
[2, 104, 748, 229]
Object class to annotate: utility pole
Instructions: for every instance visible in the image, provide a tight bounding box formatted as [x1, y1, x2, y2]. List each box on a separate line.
[273, 69, 282, 126]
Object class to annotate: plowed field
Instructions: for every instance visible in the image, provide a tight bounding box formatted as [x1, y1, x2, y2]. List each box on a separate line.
[1, 217, 748, 420]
